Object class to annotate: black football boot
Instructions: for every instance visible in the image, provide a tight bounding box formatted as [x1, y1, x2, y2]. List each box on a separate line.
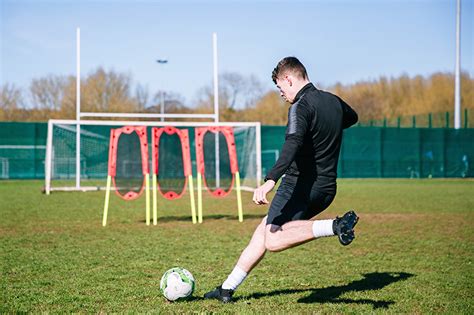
[333, 210, 359, 246]
[203, 286, 234, 303]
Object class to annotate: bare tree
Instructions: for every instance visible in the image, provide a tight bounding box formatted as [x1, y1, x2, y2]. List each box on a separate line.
[134, 83, 149, 111]
[243, 91, 288, 125]
[1, 83, 23, 110]
[148, 91, 189, 113]
[81, 67, 137, 113]
[194, 85, 214, 113]
[220, 72, 244, 109]
[29, 75, 68, 110]
[0, 84, 24, 120]
[194, 71, 265, 119]
[59, 76, 77, 119]
[220, 72, 264, 109]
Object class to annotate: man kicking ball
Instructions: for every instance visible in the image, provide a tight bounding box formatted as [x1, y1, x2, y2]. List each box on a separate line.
[204, 56, 359, 303]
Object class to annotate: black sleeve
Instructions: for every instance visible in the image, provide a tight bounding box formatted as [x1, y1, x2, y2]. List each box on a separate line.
[338, 97, 358, 129]
[265, 102, 310, 182]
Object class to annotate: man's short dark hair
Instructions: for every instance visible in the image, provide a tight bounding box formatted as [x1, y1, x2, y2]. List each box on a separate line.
[272, 57, 308, 84]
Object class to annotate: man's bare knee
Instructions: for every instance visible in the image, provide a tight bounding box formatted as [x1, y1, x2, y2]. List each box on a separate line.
[264, 236, 283, 252]
[264, 225, 284, 252]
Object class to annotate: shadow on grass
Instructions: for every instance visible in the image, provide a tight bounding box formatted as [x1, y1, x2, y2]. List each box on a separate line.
[140, 213, 264, 223]
[238, 272, 414, 309]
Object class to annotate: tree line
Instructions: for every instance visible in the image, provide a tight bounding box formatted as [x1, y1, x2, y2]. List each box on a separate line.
[1, 67, 472, 125]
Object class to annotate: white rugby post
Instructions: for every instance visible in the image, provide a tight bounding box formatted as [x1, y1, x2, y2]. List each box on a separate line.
[454, 0, 461, 129]
[69, 29, 217, 193]
[76, 27, 81, 189]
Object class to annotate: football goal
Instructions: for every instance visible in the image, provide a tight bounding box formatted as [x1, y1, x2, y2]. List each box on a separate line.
[44, 119, 262, 195]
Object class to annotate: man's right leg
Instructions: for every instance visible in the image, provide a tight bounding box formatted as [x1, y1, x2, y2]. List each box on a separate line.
[203, 217, 268, 302]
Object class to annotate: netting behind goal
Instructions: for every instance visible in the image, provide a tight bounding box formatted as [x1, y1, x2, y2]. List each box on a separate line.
[45, 120, 261, 193]
[202, 131, 233, 193]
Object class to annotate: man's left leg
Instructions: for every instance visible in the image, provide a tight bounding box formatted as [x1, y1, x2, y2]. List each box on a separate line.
[265, 210, 359, 252]
[203, 217, 268, 303]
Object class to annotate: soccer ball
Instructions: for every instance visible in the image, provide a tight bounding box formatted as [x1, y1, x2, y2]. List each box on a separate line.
[160, 267, 195, 301]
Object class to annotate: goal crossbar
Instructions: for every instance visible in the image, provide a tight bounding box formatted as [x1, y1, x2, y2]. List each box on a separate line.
[80, 113, 218, 119]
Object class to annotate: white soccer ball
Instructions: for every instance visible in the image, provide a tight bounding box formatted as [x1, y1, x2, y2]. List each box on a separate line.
[160, 267, 195, 301]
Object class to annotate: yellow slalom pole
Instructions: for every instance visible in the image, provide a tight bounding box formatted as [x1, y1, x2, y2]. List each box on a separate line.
[197, 172, 203, 223]
[235, 171, 243, 222]
[188, 175, 197, 224]
[102, 175, 112, 227]
[152, 174, 158, 225]
[145, 173, 150, 226]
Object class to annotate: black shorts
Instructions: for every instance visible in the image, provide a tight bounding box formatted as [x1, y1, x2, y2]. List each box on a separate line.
[266, 175, 335, 226]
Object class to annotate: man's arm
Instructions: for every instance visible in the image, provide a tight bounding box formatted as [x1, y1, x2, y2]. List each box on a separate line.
[254, 102, 310, 205]
[338, 97, 358, 129]
[265, 102, 310, 182]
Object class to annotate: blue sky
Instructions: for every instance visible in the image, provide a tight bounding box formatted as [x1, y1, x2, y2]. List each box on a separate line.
[1, 0, 473, 106]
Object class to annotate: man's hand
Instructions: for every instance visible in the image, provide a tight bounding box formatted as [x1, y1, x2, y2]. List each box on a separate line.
[252, 180, 276, 205]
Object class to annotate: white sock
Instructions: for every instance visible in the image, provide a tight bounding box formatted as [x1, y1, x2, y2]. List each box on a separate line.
[222, 266, 247, 291]
[312, 219, 335, 238]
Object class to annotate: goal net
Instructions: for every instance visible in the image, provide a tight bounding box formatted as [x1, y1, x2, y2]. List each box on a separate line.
[44, 119, 261, 194]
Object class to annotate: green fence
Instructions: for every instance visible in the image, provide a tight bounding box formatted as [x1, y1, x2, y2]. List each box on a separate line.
[0, 122, 47, 179]
[358, 108, 472, 128]
[260, 126, 473, 178]
[0, 122, 473, 179]
[338, 128, 473, 178]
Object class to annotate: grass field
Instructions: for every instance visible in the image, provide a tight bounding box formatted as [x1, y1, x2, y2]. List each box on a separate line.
[1, 179, 473, 313]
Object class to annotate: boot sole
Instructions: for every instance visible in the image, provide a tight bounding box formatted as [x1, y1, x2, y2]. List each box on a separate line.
[339, 211, 359, 246]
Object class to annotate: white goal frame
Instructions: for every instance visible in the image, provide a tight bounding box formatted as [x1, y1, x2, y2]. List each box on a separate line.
[44, 119, 261, 194]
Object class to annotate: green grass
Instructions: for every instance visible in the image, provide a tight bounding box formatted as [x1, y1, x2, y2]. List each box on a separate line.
[1, 179, 473, 313]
